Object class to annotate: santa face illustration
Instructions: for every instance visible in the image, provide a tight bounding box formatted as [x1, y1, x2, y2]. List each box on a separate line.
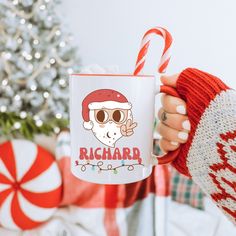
[82, 89, 137, 147]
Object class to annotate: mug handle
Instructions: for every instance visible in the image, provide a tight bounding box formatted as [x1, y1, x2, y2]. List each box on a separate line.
[152, 84, 182, 165]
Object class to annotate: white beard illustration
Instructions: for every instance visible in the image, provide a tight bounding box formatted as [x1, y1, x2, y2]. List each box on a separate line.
[91, 121, 122, 148]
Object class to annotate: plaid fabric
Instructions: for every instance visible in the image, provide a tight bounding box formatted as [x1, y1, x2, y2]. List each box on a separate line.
[153, 139, 204, 210]
[56, 131, 170, 236]
[170, 168, 204, 210]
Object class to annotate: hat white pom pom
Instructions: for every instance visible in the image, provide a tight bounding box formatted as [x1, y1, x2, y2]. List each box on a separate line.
[83, 121, 93, 130]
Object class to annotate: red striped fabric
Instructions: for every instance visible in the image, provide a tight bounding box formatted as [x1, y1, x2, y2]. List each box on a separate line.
[104, 185, 120, 236]
[60, 156, 169, 208]
[59, 156, 170, 236]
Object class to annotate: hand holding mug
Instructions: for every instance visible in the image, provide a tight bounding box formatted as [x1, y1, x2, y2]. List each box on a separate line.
[157, 74, 191, 152]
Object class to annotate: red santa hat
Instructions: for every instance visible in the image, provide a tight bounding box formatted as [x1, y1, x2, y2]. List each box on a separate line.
[82, 89, 132, 130]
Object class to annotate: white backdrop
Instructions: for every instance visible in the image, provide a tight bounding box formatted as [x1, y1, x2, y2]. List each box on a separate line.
[59, 0, 236, 87]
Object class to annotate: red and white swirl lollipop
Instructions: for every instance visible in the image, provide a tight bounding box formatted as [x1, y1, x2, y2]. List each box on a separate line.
[0, 140, 62, 230]
[134, 27, 172, 75]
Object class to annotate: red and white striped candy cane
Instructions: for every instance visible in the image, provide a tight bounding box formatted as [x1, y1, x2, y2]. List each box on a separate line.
[134, 27, 172, 75]
[134, 27, 181, 165]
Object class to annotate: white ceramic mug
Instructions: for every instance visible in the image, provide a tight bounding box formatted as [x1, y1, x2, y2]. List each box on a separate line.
[69, 74, 180, 184]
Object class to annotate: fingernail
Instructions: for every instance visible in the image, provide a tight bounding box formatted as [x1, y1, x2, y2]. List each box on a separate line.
[170, 141, 179, 146]
[176, 105, 186, 115]
[182, 120, 191, 131]
[178, 131, 188, 140]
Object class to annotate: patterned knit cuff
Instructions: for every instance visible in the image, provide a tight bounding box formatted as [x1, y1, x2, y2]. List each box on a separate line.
[172, 68, 229, 176]
[177, 68, 229, 129]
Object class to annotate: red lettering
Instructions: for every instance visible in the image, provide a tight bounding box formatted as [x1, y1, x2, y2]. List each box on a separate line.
[113, 148, 122, 160]
[102, 148, 112, 160]
[95, 148, 101, 160]
[123, 148, 132, 160]
[79, 147, 142, 163]
[89, 148, 94, 160]
[79, 148, 89, 160]
[133, 147, 142, 163]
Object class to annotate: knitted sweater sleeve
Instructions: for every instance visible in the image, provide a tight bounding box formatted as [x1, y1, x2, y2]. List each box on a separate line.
[172, 68, 236, 224]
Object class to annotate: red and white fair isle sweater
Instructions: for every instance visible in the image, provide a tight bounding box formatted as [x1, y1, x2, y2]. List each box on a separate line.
[172, 68, 236, 224]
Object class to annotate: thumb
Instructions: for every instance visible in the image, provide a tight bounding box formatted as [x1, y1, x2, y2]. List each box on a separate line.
[160, 74, 180, 88]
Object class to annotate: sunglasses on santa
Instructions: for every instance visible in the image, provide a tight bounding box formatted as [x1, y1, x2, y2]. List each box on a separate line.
[94, 108, 129, 124]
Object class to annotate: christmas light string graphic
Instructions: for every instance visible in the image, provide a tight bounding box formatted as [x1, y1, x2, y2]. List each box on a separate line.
[75, 160, 144, 174]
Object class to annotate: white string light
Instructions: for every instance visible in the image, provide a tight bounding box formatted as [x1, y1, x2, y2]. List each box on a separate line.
[17, 38, 23, 44]
[0, 106, 7, 113]
[55, 30, 61, 36]
[39, 5, 46, 10]
[59, 41, 65, 47]
[30, 84, 37, 91]
[20, 19, 26, 24]
[34, 52, 41, 59]
[43, 91, 49, 98]
[56, 113, 62, 119]
[49, 58, 56, 64]
[2, 79, 8, 86]
[27, 24, 33, 29]
[14, 94, 21, 101]
[25, 54, 33, 60]
[12, 0, 19, 5]
[58, 79, 66, 86]
[36, 119, 43, 127]
[54, 127, 60, 134]
[33, 39, 39, 45]
[2, 52, 12, 59]
[20, 111, 27, 119]
[33, 115, 40, 120]
[14, 122, 21, 129]
[22, 51, 28, 57]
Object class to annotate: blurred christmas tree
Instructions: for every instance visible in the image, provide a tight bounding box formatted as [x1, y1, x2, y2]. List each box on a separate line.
[0, 0, 79, 139]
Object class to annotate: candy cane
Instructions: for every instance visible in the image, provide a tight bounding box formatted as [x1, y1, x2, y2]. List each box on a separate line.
[134, 27, 172, 75]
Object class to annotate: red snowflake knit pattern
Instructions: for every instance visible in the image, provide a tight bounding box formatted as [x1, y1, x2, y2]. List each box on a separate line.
[209, 130, 236, 221]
